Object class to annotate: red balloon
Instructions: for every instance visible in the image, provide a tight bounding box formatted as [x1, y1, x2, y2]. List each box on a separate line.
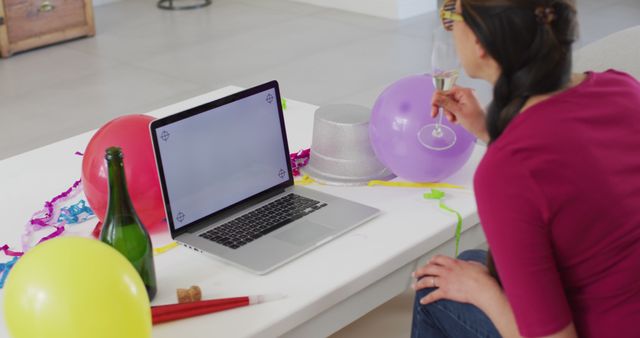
[82, 115, 166, 235]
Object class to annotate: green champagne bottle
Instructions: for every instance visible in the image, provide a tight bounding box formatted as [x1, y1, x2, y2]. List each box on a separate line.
[100, 146, 157, 301]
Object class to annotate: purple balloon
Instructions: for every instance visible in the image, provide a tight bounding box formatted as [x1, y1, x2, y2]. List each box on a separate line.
[369, 74, 476, 182]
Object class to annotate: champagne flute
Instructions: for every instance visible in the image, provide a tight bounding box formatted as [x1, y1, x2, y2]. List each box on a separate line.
[418, 25, 460, 151]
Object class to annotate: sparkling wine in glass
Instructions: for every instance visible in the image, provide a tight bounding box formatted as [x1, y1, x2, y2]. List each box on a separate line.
[433, 70, 459, 92]
[418, 26, 460, 151]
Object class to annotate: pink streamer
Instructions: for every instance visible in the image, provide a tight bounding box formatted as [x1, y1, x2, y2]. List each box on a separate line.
[0, 245, 23, 257]
[0, 152, 92, 288]
[0, 179, 85, 259]
[29, 180, 81, 227]
[37, 226, 65, 244]
[22, 179, 82, 251]
[290, 148, 310, 176]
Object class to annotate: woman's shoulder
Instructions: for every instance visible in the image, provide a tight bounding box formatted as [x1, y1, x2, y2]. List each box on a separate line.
[520, 70, 639, 113]
[588, 69, 640, 87]
[499, 70, 640, 141]
[597, 68, 639, 80]
[477, 68, 640, 184]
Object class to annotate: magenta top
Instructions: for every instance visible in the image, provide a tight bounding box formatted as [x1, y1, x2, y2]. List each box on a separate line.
[474, 70, 640, 337]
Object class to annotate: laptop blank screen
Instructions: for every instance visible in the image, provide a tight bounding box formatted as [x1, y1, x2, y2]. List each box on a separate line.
[154, 88, 290, 230]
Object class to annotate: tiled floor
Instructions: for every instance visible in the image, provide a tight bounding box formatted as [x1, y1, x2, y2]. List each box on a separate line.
[1, 0, 638, 336]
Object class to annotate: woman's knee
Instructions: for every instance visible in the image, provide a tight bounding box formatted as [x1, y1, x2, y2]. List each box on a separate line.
[457, 249, 487, 265]
[414, 285, 435, 304]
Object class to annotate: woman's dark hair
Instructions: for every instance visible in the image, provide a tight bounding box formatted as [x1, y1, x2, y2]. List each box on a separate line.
[460, 0, 578, 142]
[459, 0, 577, 283]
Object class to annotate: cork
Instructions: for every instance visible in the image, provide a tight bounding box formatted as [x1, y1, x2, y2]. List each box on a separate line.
[177, 285, 202, 303]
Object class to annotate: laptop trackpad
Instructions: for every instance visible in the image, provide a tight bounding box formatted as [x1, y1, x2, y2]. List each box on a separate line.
[274, 222, 333, 247]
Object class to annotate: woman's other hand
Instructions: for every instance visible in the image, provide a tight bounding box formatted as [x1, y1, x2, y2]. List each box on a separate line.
[431, 87, 489, 143]
[412, 255, 499, 306]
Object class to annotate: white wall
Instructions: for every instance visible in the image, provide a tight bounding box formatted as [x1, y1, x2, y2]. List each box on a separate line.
[293, 0, 437, 20]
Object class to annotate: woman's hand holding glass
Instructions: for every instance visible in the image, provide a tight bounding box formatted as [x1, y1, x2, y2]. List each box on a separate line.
[431, 87, 489, 143]
[418, 24, 461, 151]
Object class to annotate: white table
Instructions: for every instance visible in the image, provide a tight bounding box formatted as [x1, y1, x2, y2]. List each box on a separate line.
[0, 86, 487, 338]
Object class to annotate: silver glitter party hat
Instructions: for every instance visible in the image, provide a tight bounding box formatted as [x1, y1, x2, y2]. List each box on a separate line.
[302, 104, 394, 186]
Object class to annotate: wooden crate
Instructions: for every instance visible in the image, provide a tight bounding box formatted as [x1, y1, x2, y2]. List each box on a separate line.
[0, 0, 95, 58]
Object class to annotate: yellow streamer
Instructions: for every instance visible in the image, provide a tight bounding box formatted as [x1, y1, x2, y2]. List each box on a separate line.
[153, 241, 178, 255]
[367, 180, 465, 189]
[294, 174, 316, 186]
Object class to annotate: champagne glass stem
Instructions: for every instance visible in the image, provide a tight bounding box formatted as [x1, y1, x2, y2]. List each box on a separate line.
[433, 106, 444, 137]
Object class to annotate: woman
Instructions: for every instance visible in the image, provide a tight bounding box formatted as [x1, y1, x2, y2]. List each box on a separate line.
[411, 0, 640, 337]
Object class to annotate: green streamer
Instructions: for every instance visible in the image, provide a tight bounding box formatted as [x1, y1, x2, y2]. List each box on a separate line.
[424, 189, 462, 256]
[281, 98, 287, 110]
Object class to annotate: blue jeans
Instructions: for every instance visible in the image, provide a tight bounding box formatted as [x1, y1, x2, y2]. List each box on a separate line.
[411, 249, 501, 338]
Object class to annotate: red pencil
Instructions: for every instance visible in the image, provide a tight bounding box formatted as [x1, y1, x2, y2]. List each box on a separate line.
[151, 294, 285, 324]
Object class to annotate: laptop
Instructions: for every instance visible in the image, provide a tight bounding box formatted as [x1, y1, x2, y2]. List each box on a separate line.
[150, 81, 381, 274]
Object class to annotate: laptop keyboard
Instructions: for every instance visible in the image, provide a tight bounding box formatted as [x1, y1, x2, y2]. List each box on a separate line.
[198, 194, 327, 249]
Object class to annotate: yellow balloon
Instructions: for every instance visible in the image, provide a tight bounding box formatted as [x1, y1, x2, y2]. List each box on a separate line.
[3, 236, 151, 338]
